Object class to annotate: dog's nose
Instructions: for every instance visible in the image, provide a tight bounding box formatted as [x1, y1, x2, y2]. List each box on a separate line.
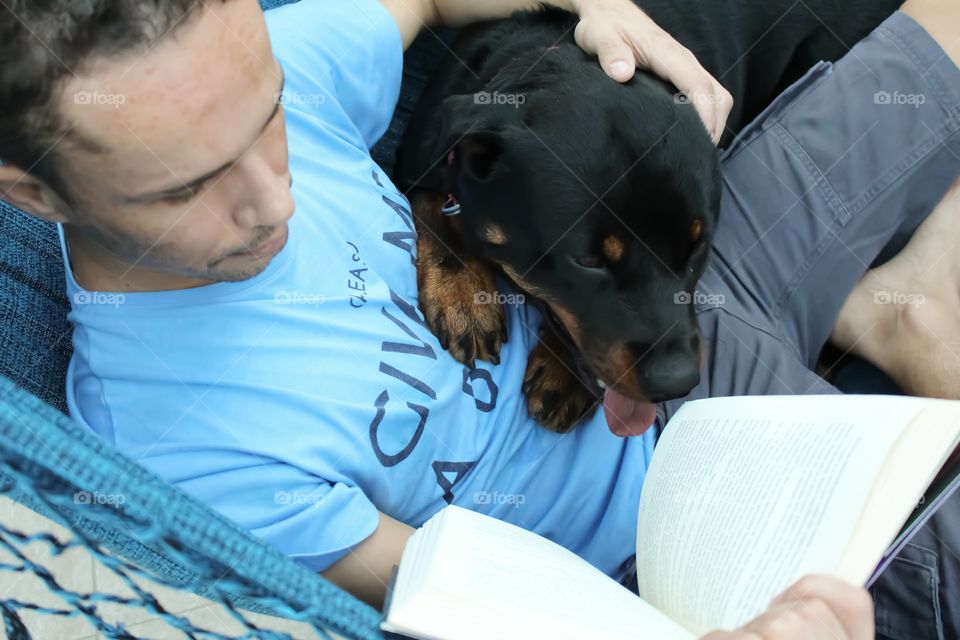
[642, 357, 701, 403]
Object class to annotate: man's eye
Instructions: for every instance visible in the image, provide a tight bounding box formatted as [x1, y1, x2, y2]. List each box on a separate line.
[164, 190, 197, 205]
[164, 179, 214, 205]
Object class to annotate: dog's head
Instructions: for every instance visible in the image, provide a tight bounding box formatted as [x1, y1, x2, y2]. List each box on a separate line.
[433, 51, 721, 434]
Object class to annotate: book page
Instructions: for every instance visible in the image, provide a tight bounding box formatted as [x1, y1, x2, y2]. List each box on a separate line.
[634, 395, 937, 635]
[843, 406, 960, 586]
[383, 506, 694, 640]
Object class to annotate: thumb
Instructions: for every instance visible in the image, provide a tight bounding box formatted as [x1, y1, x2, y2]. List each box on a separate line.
[575, 22, 636, 82]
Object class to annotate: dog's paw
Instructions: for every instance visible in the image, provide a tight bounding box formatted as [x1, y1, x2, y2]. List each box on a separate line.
[417, 256, 507, 366]
[522, 336, 600, 433]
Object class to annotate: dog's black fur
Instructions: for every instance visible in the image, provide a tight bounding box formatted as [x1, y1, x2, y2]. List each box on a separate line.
[395, 0, 903, 432]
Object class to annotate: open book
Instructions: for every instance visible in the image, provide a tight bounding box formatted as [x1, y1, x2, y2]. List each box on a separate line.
[381, 395, 960, 639]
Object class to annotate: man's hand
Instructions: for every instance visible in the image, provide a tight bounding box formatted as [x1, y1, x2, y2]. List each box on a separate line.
[568, 0, 732, 142]
[701, 575, 875, 640]
[381, 0, 732, 143]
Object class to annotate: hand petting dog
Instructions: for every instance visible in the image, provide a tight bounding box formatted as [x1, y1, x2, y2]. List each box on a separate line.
[569, 0, 733, 142]
[384, 0, 733, 142]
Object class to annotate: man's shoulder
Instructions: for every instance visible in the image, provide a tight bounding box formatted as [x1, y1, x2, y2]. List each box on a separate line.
[263, 0, 403, 151]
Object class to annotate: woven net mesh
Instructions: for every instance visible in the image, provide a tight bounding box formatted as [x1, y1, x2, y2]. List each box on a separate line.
[0, 383, 383, 640]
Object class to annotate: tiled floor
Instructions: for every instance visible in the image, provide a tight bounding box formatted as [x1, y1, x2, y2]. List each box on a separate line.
[0, 496, 327, 639]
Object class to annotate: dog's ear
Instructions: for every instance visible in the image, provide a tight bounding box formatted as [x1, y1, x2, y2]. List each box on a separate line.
[454, 132, 505, 183]
[435, 94, 511, 183]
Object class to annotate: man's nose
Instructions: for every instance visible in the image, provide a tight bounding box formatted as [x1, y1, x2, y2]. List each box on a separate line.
[231, 156, 294, 229]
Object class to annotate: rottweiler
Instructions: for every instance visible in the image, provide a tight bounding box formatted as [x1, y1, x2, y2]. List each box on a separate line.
[395, 0, 903, 434]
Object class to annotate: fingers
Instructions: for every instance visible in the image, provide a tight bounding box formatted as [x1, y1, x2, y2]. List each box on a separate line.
[571, 1, 733, 144]
[699, 601, 849, 640]
[741, 599, 849, 640]
[772, 575, 875, 640]
[700, 576, 874, 640]
[699, 632, 748, 640]
[573, 19, 638, 82]
[643, 38, 733, 144]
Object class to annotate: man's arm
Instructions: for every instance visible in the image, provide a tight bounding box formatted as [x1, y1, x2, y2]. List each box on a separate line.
[321, 511, 414, 610]
[378, 0, 732, 142]
[327, 521, 874, 640]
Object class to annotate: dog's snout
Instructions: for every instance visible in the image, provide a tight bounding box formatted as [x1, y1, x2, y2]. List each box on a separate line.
[629, 336, 701, 402]
[641, 358, 700, 402]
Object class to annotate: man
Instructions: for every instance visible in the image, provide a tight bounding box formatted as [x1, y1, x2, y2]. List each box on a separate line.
[2, 0, 958, 636]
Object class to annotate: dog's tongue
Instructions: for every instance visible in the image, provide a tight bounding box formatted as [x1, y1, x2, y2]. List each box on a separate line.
[603, 389, 658, 437]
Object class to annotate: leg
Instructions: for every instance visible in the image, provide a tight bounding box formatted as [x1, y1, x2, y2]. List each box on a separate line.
[659, 11, 960, 635]
[706, 12, 960, 373]
[833, 177, 960, 398]
[665, 11, 960, 420]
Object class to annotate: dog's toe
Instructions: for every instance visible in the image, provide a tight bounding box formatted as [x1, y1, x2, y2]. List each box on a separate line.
[417, 258, 507, 366]
[523, 338, 600, 433]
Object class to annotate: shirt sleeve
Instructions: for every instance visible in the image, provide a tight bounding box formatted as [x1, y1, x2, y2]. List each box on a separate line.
[264, 0, 404, 150]
[67, 362, 380, 573]
[144, 447, 381, 573]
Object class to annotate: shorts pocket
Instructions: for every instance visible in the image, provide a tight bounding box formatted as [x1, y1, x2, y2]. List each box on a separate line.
[719, 61, 835, 164]
[872, 543, 945, 640]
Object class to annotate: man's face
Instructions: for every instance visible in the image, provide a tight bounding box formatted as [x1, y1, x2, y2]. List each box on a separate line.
[56, 0, 294, 284]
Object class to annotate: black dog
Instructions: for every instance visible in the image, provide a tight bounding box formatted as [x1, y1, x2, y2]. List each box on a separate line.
[395, 0, 903, 433]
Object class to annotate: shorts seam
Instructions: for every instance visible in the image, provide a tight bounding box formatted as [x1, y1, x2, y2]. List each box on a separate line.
[878, 16, 960, 118]
[766, 120, 960, 342]
[874, 549, 944, 640]
[698, 304, 809, 364]
[769, 123, 851, 223]
[765, 123, 850, 341]
[846, 125, 957, 217]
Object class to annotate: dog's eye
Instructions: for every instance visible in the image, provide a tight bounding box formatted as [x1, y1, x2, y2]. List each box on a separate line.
[691, 219, 704, 243]
[572, 255, 604, 270]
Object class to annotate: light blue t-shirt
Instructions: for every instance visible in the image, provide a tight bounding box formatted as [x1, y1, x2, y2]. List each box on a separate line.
[62, 0, 656, 576]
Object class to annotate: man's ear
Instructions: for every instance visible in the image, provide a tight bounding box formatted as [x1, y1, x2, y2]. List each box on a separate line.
[0, 164, 70, 223]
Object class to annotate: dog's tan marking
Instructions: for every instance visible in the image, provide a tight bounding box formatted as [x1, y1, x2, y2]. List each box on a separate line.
[412, 192, 506, 365]
[602, 235, 625, 263]
[483, 223, 508, 246]
[691, 219, 703, 243]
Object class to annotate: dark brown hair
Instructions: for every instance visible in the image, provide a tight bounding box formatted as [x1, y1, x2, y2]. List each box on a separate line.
[0, 1, 210, 198]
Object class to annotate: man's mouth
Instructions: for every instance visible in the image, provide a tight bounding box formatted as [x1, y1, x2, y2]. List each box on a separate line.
[232, 226, 288, 260]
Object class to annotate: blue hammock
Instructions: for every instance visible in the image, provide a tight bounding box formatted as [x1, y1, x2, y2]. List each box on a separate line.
[0, 1, 454, 637]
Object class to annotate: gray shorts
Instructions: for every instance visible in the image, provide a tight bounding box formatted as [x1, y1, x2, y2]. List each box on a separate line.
[650, 11, 960, 639]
